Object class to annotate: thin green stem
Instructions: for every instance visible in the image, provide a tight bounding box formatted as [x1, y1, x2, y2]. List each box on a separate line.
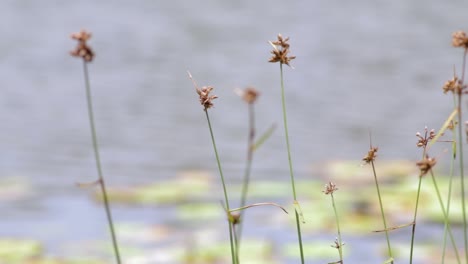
[204, 110, 237, 264]
[409, 146, 430, 264]
[370, 160, 393, 260]
[442, 99, 457, 264]
[280, 64, 297, 199]
[279, 63, 304, 263]
[429, 169, 461, 263]
[82, 61, 121, 264]
[409, 175, 422, 264]
[330, 193, 344, 263]
[237, 103, 255, 249]
[458, 48, 468, 264]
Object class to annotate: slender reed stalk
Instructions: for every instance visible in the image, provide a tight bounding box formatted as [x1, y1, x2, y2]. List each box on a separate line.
[189, 73, 237, 263]
[280, 61, 305, 264]
[409, 127, 434, 264]
[370, 160, 393, 260]
[236, 88, 258, 252]
[205, 110, 238, 264]
[83, 62, 122, 264]
[323, 182, 344, 263]
[268, 34, 304, 263]
[441, 105, 457, 263]
[451, 31, 468, 262]
[457, 48, 468, 263]
[362, 138, 393, 262]
[70, 30, 121, 264]
[409, 176, 422, 264]
[428, 168, 461, 263]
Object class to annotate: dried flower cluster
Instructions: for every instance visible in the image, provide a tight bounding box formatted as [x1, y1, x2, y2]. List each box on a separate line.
[196, 86, 218, 110]
[70, 29, 95, 62]
[416, 127, 436, 148]
[268, 34, 296, 67]
[331, 238, 345, 249]
[443, 74, 464, 94]
[241, 87, 259, 104]
[229, 212, 241, 225]
[448, 120, 457, 131]
[452, 31, 468, 48]
[362, 147, 378, 164]
[416, 155, 437, 177]
[323, 181, 338, 195]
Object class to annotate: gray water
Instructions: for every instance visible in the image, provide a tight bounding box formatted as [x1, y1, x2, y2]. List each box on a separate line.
[0, 0, 468, 263]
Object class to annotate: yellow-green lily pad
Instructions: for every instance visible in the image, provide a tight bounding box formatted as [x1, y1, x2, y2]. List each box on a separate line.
[0, 239, 42, 263]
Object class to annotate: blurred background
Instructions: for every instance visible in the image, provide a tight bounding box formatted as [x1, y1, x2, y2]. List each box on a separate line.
[0, 0, 468, 263]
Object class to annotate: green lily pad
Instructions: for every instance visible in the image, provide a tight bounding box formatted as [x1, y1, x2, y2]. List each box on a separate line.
[181, 239, 277, 264]
[177, 202, 224, 222]
[231, 181, 291, 199]
[316, 160, 416, 185]
[0, 239, 42, 263]
[0, 178, 32, 202]
[283, 241, 342, 260]
[94, 170, 214, 205]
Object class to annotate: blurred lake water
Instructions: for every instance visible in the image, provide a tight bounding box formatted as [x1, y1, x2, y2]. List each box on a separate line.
[0, 0, 467, 263]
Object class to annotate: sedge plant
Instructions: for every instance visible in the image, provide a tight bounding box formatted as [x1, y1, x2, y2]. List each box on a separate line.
[451, 30, 468, 263]
[235, 87, 259, 249]
[412, 127, 461, 263]
[188, 72, 238, 264]
[362, 138, 393, 263]
[323, 182, 344, 264]
[268, 33, 305, 263]
[69, 30, 121, 264]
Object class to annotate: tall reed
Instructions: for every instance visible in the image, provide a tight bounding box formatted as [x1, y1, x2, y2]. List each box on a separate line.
[268, 34, 304, 263]
[188, 73, 237, 264]
[362, 139, 393, 262]
[323, 182, 344, 264]
[451, 31, 468, 263]
[69, 30, 121, 264]
[440, 78, 459, 262]
[236, 87, 259, 251]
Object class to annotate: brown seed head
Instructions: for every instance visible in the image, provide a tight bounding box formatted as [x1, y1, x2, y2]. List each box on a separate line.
[269, 34, 296, 67]
[241, 87, 259, 104]
[448, 120, 457, 131]
[443, 74, 463, 94]
[196, 86, 218, 110]
[416, 155, 437, 177]
[452, 31, 468, 48]
[229, 212, 241, 225]
[70, 29, 95, 62]
[416, 127, 436, 148]
[362, 147, 378, 164]
[330, 238, 345, 249]
[323, 181, 338, 195]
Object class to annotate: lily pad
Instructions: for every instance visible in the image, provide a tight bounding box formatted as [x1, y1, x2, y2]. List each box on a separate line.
[182, 239, 277, 264]
[283, 241, 341, 260]
[0, 239, 42, 263]
[94, 170, 214, 205]
[176, 202, 224, 222]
